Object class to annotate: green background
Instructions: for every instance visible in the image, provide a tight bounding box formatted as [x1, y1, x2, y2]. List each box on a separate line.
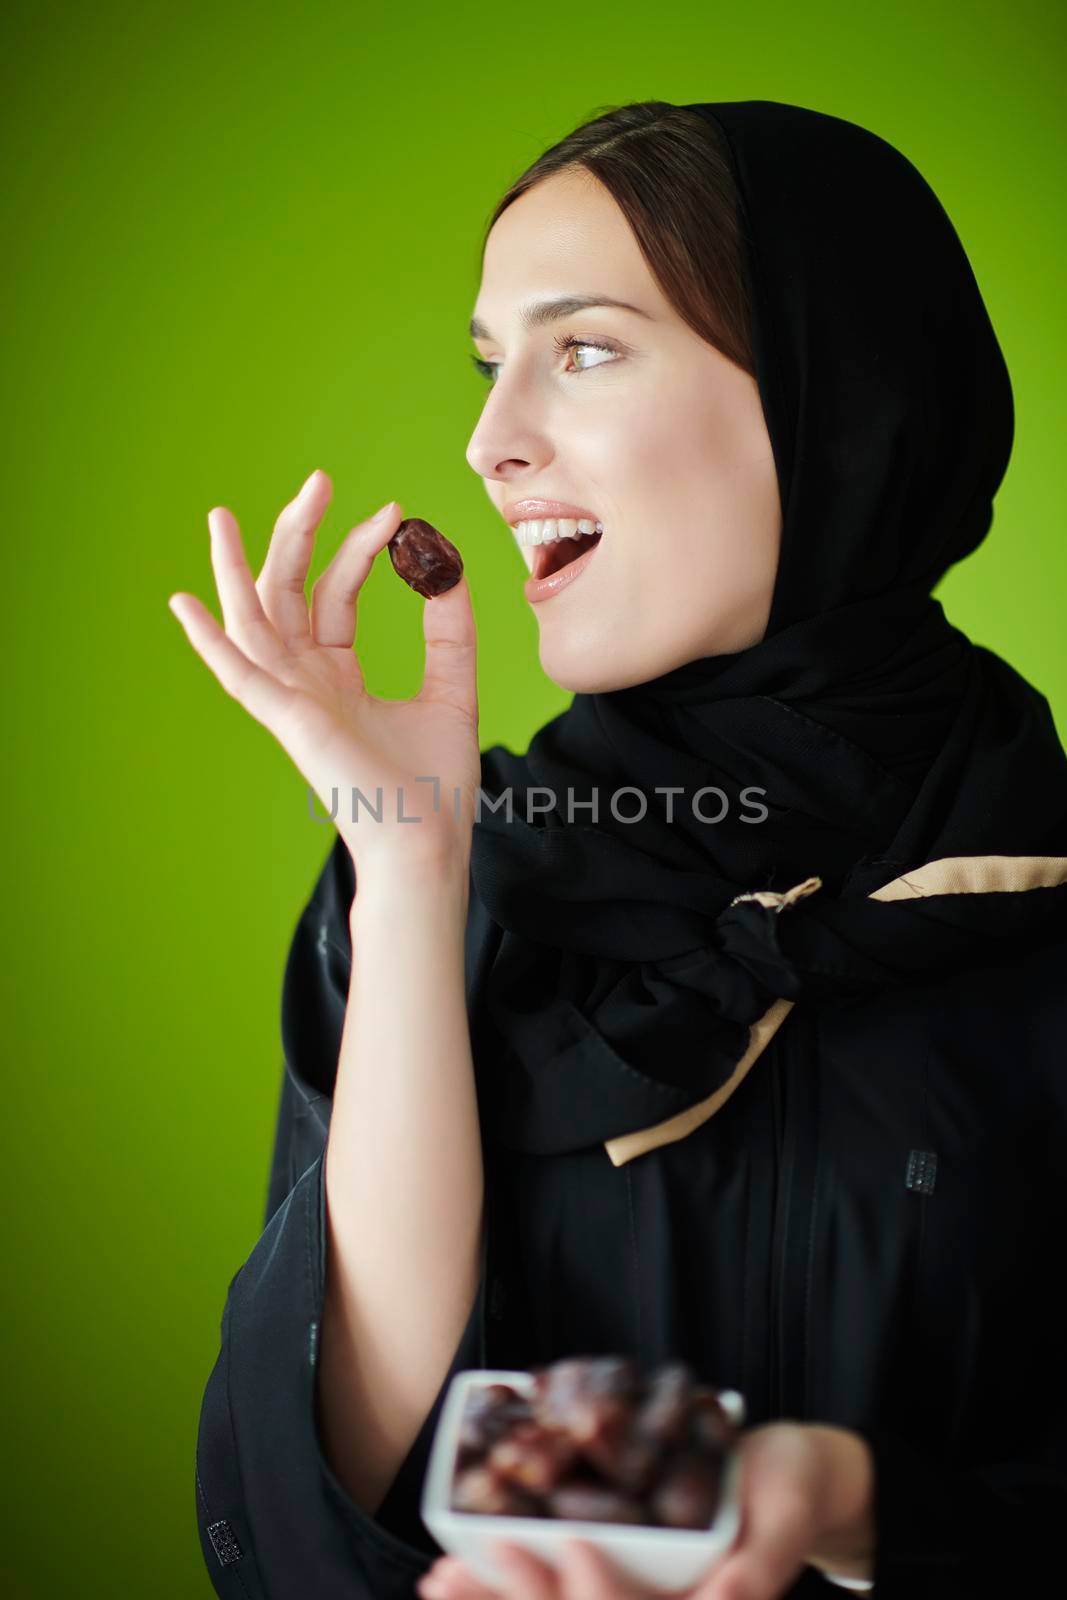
[3, 0, 1063, 1594]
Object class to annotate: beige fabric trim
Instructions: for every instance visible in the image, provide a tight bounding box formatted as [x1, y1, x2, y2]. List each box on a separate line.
[603, 854, 1067, 1169]
[602, 998, 796, 1169]
[868, 854, 1067, 901]
[730, 874, 824, 913]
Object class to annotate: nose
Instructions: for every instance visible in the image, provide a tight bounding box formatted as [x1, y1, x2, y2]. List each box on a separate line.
[465, 376, 553, 485]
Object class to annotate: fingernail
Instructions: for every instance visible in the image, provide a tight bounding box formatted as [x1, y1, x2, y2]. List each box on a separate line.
[371, 500, 394, 522]
[298, 470, 320, 500]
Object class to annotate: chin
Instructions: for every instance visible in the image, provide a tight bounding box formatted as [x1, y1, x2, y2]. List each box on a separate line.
[538, 638, 669, 695]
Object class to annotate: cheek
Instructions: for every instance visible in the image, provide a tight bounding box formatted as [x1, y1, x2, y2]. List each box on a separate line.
[619, 381, 777, 553]
[607, 429, 778, 630]
[592, 379, 731, 494]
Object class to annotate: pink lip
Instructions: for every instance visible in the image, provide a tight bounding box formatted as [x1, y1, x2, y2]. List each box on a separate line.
[504, 499, 602, 526]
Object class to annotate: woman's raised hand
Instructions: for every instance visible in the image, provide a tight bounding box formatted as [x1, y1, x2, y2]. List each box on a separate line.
[168, 471, 481, 877]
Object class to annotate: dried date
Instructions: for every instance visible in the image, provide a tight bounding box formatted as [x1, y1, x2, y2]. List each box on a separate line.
[532, 1357, 640, 1443]
[650, 1452, 724, 1529]
[448, 1356, 740, 1531]
[546, 1480, 649, 1524]
[633, 1362, 694, 1451]
[387, 517, 463, 598]
[488, 1420, 580, 1493]
[450, 1463, 543, 1517]
[690, 1389, 735, 1453]
[457, 1383, 531, 1461]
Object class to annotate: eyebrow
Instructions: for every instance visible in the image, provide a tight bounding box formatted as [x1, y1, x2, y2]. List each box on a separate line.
[469, 294, 653, 340]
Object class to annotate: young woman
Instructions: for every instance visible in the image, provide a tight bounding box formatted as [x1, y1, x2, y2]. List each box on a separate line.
[175, 101, 1067, 1600]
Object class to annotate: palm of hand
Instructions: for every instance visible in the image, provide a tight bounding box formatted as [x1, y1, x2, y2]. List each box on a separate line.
[168, 471, 482, 866]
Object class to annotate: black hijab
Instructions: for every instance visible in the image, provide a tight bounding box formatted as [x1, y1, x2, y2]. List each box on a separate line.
[467, 99, 1067, 1158]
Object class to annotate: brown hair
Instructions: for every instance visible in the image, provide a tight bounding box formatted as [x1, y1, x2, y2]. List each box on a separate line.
[480, 101, 756, 379]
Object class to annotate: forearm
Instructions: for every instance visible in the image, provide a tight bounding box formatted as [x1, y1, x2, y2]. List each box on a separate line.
[317, 849, 483, 1517]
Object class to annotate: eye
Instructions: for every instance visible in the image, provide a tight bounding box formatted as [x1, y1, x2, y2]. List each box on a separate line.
[550, 333, 621, 373]
[469, 334, 622, 386]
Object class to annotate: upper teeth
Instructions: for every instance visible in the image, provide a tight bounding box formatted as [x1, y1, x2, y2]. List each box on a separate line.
[513, 517, 603, 545]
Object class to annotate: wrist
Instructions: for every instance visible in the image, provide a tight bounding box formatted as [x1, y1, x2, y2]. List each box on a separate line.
[348, 839, 471, 926]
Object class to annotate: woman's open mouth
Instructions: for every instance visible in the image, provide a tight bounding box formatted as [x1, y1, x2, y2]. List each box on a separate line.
[521, 528, 604, 605]
[509, 513, 606, 605]
[531, 527, 603, 580]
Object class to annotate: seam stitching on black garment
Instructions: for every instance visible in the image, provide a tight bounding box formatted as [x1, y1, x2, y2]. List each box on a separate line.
[305, 1156, 432, 1579]
[801, 1209, 818, 1424]
[305, 1154, 315, 1337]
[910, 1036, 935, 1415]
[625, 1164, 642, 1357]
[777, 1088, 795, 1421]
[573, 1004, 700, 1097]
[740, 1156, 752, 1407]
[801, 1099, 821, 1421]
[752, 694, 915, 793]
[319, 935, 351, 966]
[195, 1468, 254, 1598]
[286, 1106, 298, 1196]
[214, 1288, 258, 1598]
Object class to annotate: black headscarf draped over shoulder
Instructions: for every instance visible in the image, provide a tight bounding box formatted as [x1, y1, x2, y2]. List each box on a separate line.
[462, 100, 1067, 1160]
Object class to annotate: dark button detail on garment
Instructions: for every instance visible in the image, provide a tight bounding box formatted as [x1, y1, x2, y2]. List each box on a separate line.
[905, 1149, 938, 1195]
[206, 1520, 244, 1567]
[488, 1276, 508, 1321]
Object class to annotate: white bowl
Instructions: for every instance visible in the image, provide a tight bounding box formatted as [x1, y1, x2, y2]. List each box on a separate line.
[420, 1368, 745, 1589]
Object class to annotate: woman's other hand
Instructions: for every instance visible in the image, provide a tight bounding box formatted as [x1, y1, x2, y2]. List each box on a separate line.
[416, 1421, 875, 1600]
[168, 471, 481, 877]
[415, 1540, 687, 1600]
[704, 1423, 875, 1595]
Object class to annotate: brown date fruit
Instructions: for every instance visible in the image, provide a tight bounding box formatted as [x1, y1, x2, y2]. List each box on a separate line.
[650, 1452, 724, 1530]
[457, 1383, 531, 1461]
[488, 1420, 580, 1494]
[387, 517, 463, 598]
[454, 1391, 517, 1475]
[690, 1389, 735, 1453]
[533, 1357, 656, 1491]
[448, 1356, 740, 1532]
[633, 1362, 694, 1450]
[584, 1428, 660, 1496]
[450, 1463, 543, 1518]
[545, 1480, 649, 1525]
[532, 1356, 640, 1444]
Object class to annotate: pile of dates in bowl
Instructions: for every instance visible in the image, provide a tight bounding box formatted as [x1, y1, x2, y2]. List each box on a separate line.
[420, 1356, 745, 1589]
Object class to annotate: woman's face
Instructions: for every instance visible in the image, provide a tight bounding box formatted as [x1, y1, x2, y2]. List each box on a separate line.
[465, 167, 782, 693]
